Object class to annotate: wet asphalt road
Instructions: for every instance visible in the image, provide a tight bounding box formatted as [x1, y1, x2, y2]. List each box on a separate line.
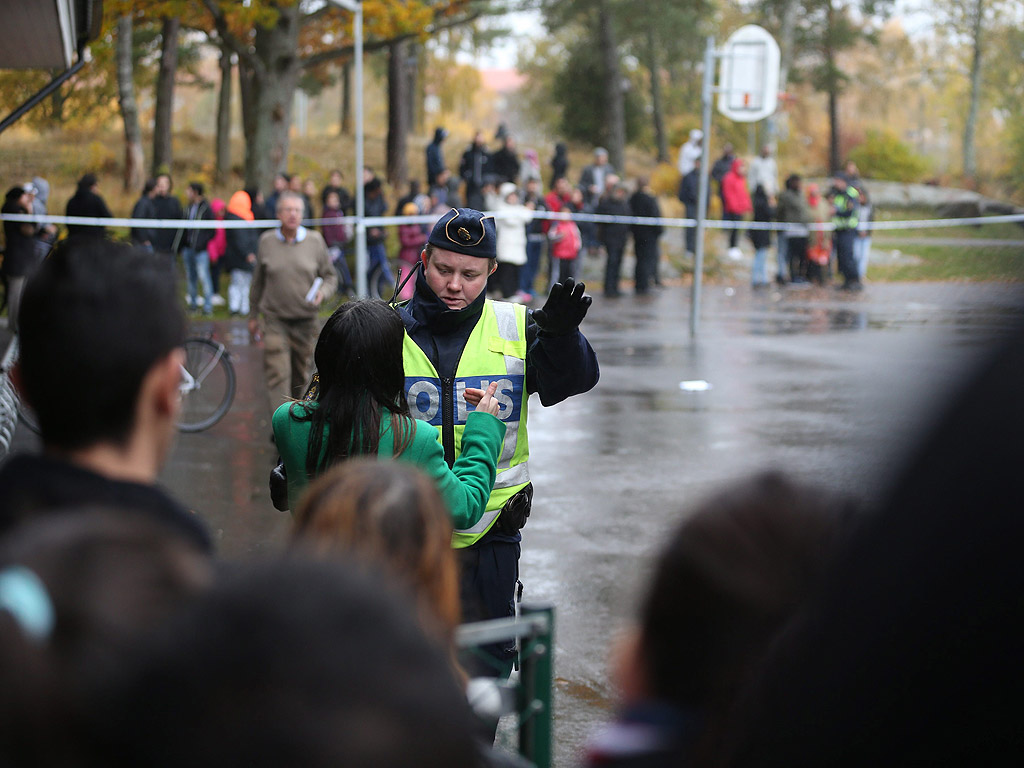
[4, 279, 1023, 764]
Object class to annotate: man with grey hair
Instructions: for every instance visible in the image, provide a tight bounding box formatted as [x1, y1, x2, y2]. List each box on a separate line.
[249, 191, 337, 416]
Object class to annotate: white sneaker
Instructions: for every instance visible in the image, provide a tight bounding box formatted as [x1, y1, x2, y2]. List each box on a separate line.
[727, 247, 743, 261]
[211, 294, 226, 306]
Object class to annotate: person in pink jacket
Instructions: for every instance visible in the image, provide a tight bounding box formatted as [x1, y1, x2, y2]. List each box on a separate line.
[397, 202, 426, 300]
[721, 159, 752, 258]
[206, 198, 228, 303]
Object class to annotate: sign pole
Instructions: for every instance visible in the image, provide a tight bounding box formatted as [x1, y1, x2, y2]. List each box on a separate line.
[690, 36, 715, 338]
[329, 0, 366, 296]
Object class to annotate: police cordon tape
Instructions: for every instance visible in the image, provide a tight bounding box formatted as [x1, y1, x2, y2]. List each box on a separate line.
[3, 209, 1024, 234]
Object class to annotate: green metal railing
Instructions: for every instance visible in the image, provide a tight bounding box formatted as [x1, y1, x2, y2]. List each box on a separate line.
[455, 603, 554, 768]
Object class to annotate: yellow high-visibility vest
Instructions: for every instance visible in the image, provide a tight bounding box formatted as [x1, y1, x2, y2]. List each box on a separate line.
[402, 300, 531, 548]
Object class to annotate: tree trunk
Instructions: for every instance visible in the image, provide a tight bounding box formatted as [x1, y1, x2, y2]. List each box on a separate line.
[962, 0, 984, 180]
[152, 16, 179, 177]
[214, 42, 233, 184]
[49, 68, 67, 125]
[116, 15, 144, 193]
[825, 5, 840, 174]
[778, 0, 798, 95]
[598, 1, 626, 171]
[766, 0, 799, 146]
[239, 59, 257, 151]
[387, 38, 410, 187]
[410, 44, 425, 135]
[243, 6, 302, 193]
[340, 61, 352, 136]
[645, 22, 668, 163]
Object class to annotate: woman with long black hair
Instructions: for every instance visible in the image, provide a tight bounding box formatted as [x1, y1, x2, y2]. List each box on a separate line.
[272, 300, 505, 526]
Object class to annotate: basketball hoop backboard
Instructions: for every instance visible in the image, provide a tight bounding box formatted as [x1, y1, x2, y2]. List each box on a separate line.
[717, 25, 780, 123]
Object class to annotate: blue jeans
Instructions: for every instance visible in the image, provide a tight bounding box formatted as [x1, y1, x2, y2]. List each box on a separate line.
[521, 238, 543, 296]
[853, 234, 871, 280]
[181, 247, 213, 313]
[752, 247, 770, 286]
[776, 233, 788, 281]
[367, 242, 394, 284]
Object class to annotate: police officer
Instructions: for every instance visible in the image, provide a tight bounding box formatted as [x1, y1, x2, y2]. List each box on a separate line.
[399, 208, 599, 677]
[829, 175, 861, 291]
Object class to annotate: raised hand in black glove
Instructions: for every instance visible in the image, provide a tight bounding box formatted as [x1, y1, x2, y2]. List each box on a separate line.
[532, 277, 592, 336]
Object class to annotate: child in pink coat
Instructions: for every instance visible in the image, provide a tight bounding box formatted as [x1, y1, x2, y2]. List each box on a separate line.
[396, 201, 426, 301]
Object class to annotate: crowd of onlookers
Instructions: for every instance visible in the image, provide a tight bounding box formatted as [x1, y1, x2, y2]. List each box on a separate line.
[5, 125, 879, 325]
[680, 132, 873, 292]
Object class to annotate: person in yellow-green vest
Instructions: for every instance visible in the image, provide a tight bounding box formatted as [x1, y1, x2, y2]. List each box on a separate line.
[397, 207, 600, 678]
[829, 174, 861, 292]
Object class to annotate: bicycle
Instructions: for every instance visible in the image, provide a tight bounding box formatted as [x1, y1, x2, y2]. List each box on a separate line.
[0, 335, 235, 450]
[177, 336, 236, 432]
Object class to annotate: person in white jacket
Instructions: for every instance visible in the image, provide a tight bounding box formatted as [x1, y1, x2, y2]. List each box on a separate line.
[490, 182, 533, 302]
[678, 129, 703, 176]
[748, 144, 779, 197]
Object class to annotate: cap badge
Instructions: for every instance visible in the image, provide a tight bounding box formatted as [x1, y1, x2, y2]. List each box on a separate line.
[457, 227, 471, 241]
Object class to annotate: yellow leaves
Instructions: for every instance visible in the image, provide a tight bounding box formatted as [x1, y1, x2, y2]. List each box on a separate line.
[363, 1, 461, 41]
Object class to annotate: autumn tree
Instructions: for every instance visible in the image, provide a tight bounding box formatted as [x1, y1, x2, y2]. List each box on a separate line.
[757, 0, 891, 173]
[202, 0, 481, 193]
[934, 0, 1024, 181]
[618, 0, 713, 163]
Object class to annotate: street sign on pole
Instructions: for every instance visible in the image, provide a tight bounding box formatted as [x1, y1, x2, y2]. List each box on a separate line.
[690, 25, 781, 338]
[717, 25, 780, 123]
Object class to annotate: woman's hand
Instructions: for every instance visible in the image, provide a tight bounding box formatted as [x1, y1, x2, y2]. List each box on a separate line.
[463, 381, 500, 418]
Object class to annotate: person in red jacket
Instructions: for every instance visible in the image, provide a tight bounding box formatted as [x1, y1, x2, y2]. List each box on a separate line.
[721, 159, 752, 259]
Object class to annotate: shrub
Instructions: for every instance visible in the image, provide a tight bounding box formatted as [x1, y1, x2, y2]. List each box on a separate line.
[650, 162, 680, 197]
[847, 129, 930, 183]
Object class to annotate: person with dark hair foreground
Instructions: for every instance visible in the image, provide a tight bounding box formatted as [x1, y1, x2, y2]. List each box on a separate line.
[273, 299, 504, 528]
[91, 557, 481, 768]
[584, 473, 845, 768]
[728, 321, 1024, 767]
[0, 239, 211, 551]
[0, 510, 213, 765]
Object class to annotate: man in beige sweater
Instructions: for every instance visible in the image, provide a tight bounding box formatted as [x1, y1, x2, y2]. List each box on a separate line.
[249, 191, 338, 415]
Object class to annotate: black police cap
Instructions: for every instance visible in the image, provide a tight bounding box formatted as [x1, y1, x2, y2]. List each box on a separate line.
[427, 208, 496, 259]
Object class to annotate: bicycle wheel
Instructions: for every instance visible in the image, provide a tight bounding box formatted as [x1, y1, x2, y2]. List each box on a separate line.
[177, 337, 236, 432]
[369, 265, 396, 301]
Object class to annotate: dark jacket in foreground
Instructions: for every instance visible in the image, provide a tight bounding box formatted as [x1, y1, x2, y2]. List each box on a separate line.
[0, 454, 212, 553]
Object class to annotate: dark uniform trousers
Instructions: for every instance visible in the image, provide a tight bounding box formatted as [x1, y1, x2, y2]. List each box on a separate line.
[457, 538, 521, 679]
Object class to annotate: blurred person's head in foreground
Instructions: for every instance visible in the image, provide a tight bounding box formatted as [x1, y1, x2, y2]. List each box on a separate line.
[292, 459, 460, 648]
[92, 556, 480, 768]
[15, 238, 185, 473]
[589, 472, 846, 767]
[0, 510, 212, 764]
[729, 321, 1024, 767]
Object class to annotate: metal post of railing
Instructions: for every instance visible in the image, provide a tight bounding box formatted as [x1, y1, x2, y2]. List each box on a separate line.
[690, 35, 716, 338]
[518, 603, 553, 768]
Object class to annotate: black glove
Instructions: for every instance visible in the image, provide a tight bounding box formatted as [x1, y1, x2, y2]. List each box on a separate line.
[532, 277, 592, 336]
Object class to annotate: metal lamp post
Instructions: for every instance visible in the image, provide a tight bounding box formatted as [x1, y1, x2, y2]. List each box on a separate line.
[328, 0, 366, 296]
